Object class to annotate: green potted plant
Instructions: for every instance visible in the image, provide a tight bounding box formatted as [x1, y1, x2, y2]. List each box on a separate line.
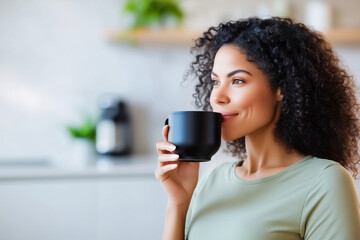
[66, 116, 96, 143]
[123, 0, 184, 29]
[66, 115, 97, 166]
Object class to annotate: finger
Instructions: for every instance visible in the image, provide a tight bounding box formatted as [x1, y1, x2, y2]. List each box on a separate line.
[154, 164, 178, 182]
[162, 125, 169, 142]
[158, 154, 179, 167]
[156, 141, 176, 154]
[158, 154, 179, 162]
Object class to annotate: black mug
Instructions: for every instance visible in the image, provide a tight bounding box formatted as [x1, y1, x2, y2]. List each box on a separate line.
[165, 111, 222, 162]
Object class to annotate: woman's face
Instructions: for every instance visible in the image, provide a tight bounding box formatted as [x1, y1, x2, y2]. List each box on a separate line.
[210, 44, 282, 141]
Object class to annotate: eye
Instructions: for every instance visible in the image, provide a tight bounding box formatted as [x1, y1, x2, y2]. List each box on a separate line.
[211, 79, 220, 87]
[232, 79, 245, 85]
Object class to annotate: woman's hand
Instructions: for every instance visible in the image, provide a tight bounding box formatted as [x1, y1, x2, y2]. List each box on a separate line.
[155, 125, 200, 207]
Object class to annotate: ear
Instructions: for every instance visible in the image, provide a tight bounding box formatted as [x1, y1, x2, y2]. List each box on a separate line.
[276, 88, 283, 101]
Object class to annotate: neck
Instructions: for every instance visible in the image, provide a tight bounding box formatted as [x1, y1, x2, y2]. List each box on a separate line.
[244, 129, 301, 173]
[242, 104, 305, 175]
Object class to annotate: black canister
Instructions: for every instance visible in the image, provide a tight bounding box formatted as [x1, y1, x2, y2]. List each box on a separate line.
[96, 96, 132, 156]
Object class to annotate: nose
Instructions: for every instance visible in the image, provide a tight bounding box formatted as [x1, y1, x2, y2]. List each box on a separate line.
[211, 85, 230, 105]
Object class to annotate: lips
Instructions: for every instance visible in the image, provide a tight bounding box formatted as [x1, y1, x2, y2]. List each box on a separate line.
[217, 112, 239, 122]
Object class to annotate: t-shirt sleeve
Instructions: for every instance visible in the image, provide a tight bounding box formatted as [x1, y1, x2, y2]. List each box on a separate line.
[300, 163, 360, 240]
[184, 168, 213, 240]
[184, 162, 231, 240]
[184, 173, 209, 240]
[184, 189, 195, 240]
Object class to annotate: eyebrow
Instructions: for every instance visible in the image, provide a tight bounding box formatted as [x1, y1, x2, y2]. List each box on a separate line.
[211, 69, 253, 77]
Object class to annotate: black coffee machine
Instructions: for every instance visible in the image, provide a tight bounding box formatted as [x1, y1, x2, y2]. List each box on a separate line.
[96, 95, 132, 156]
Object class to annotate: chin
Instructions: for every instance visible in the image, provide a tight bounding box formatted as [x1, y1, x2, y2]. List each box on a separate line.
[221, 124, 248, 141]
[221, 133, 241, 142]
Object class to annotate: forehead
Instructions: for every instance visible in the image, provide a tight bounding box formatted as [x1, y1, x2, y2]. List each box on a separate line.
[212, 44, 256, 72]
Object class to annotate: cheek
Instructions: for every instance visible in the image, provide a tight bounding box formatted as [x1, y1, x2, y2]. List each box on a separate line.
[255, 90, 277, 116]
[231, 89, 256, 110]
[234, 88, 277, 123]
[210, 91, 215, 109]
[220, 88, 277, 141]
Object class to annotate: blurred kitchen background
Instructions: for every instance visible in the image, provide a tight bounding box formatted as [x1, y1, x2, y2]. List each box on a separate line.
[0, 0, 360, 239]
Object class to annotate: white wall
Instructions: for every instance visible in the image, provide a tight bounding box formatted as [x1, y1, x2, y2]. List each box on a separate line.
[1, 0, 360, 162]
[0, 0, 197, 163]
[0, 0, 360, 196]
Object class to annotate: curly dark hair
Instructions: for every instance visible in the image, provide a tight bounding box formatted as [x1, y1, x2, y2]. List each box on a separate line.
[185, 17, 360, 178]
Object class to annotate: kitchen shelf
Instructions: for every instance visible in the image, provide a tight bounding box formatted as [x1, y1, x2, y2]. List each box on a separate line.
[324, 28, 360, 44]
[107, 28, 201, 45]
[107, 28, 360, 45]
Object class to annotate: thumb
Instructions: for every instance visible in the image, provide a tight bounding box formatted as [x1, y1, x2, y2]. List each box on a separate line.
[162, 125, 169, 142]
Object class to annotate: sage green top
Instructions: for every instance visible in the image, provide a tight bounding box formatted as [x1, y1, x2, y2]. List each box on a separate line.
[184, 155, 360, 240]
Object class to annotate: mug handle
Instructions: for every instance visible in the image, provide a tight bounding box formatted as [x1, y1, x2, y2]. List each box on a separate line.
[164, 118, 169, 126]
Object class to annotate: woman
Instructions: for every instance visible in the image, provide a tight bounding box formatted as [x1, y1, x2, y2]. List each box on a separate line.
[155, 17, 360, 240]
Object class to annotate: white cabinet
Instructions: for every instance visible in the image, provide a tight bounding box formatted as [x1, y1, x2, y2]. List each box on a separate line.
[95, 178, 167, 240]
[0, 176, 167, 240]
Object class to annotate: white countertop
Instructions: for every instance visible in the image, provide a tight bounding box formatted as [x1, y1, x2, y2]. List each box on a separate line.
[0, 154, 158, 181]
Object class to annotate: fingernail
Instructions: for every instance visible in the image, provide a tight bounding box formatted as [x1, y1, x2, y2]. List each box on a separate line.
[170, 154, 179, 160]
[168, 145, 176, 151]
[167, 164, 177, 169]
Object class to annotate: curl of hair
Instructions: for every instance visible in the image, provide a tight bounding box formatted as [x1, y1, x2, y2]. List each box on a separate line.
[184, 17, 360, 178]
